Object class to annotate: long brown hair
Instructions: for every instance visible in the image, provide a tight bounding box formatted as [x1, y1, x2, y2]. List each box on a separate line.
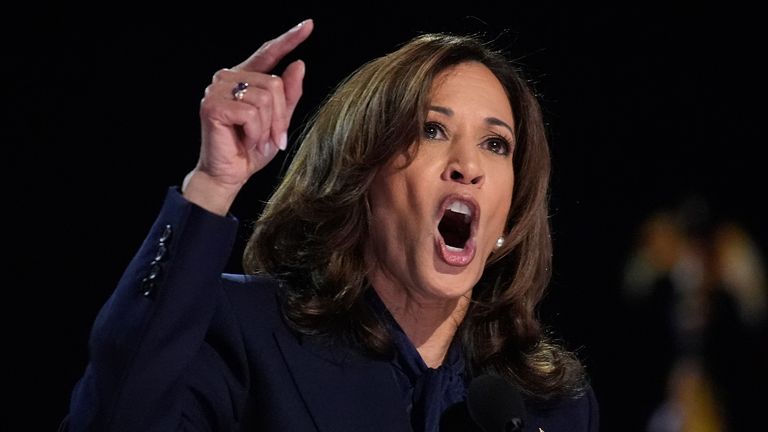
[244, 33, 586, 400]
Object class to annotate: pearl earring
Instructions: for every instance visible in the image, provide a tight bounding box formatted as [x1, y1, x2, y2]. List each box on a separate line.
[495, 236, 505, 249]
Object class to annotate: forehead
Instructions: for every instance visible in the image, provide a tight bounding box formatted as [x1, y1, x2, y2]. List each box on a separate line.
[429, 62, 513, 121]
[433, 61, 500, 81]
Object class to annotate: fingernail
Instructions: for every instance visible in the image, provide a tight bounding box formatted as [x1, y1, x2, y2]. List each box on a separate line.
[279, 133, 288, 151]
[263, 141, 273, 154]
[292, 19, 307, 31]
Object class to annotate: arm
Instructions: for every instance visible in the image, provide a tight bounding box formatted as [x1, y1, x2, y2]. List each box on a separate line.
[62, 19, 314, 431]
[66, 188, 242, 431]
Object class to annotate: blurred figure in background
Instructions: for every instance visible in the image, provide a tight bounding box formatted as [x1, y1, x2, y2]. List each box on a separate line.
[621, 197, 767, 431]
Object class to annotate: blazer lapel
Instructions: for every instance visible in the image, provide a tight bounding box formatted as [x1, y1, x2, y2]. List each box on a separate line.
[274, 328, 412, 432]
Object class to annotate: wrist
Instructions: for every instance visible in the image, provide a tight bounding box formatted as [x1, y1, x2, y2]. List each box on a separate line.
[181, 170, 241, 216]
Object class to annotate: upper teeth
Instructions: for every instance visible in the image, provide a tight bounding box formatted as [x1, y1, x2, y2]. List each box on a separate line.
[447, 201, 472, 222]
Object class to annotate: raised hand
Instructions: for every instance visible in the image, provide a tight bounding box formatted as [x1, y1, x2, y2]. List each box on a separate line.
[183, 19, 314, 215]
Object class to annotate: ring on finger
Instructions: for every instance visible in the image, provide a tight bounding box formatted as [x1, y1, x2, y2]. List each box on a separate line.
[232, 82, 249, 101]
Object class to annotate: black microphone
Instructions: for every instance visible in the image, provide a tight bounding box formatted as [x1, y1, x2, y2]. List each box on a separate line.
[440, 374, 527, 432]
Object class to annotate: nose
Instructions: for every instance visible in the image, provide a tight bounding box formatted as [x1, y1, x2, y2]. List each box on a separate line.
[441, 142, 485, 186]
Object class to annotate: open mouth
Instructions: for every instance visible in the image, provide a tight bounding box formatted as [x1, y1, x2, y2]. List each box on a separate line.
[438, 201, 473, 250]
[436, 196, 478, 266]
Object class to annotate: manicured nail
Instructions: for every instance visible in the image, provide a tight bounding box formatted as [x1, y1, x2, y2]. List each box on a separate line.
[292, 19, 308, 31]
[279, 133, 288, 151]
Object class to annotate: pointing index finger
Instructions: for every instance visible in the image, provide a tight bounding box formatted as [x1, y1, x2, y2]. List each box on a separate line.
[234, 19, 314, 73]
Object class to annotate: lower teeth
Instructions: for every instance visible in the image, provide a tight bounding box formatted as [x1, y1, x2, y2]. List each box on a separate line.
[446, 245, 464, 252]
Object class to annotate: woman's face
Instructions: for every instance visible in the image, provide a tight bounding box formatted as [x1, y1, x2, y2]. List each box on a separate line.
[367, 61, 515, 301]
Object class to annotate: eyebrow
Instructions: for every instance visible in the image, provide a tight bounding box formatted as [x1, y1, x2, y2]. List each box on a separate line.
[428, 105, 515, 136]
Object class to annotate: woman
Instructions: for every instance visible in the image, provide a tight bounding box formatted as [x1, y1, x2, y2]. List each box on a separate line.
[63, 18, 598, 431]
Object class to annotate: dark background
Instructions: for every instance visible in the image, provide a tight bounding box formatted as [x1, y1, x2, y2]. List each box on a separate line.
[7, 4, 766, 431]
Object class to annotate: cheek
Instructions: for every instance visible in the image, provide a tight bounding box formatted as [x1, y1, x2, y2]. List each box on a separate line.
[488, 206, 511, 235]
[489, 180, 514, 234]
[368, 174, 412, 239]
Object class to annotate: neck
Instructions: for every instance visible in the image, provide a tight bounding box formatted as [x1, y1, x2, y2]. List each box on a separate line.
[373, 283, 470, 368]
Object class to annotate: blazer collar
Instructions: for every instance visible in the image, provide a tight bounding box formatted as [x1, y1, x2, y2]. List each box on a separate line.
[274, 327, 412, 432]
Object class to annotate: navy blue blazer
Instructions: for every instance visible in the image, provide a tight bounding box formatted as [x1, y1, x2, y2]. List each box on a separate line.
[62, 187, 599, 431]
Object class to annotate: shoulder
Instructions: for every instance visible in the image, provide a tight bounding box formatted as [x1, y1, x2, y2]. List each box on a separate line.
[526, 385, 599, 432]
[219, 273, 286, 327]
[221, 272, 281, 296]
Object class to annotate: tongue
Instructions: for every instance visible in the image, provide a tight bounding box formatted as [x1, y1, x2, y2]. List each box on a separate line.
[438, 210, 470, 248]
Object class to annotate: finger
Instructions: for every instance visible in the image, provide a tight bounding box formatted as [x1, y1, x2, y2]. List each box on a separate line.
[201, 97, 256, 132]
[240, 103, 267, 151]
[233, 19, 314, 74]
[230, 66, 304, 150]
[228, 101, 277, 158]
[262, 75, 288, 151]
[243, 105, 278, 160]
[281, 59, 306, 119]
[252, 122, 279, 160]
[235, 86, 274, 150]
[239, 87, 273, 148]
[200, 98, 259, 151]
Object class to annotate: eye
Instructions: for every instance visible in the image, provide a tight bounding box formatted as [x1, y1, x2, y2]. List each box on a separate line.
[423, 121, 447, 140]
[482, 136, 512, 156]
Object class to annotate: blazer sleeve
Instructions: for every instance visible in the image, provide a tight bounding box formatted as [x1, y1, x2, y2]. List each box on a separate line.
[63, 187, 248, 432]
[585, 384, 600, 432]
[525, 382, 600, 431]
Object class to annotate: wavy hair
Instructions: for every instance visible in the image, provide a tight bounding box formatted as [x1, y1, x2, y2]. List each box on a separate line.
[244, 32, 586, 400]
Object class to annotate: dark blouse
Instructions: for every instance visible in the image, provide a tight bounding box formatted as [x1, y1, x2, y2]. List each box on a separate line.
[367, 290, 470, 432]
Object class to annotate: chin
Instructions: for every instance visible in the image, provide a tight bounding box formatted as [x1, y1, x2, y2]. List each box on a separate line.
[423, 267, 483, 299]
